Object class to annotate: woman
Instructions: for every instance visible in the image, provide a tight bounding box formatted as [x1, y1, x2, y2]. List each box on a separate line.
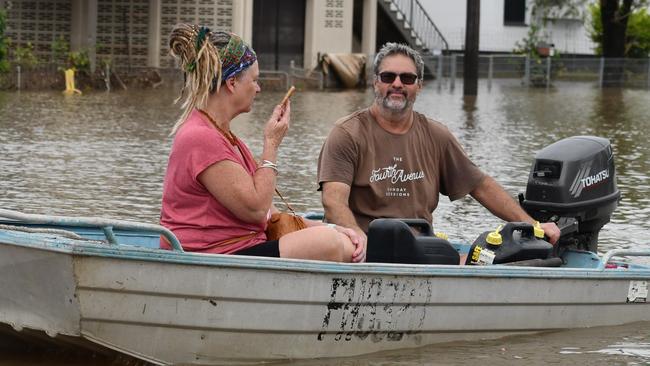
[160, 24, 365, 262]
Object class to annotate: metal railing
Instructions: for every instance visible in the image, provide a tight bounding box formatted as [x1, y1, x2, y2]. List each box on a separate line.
[289, 60, 323, 90]
[259, 70, 290, 91]
[2, 56, 649, 91]
[426, 55, 650, 90]
[0, 63, 181, 91]
[383, 0, 449, 54]
[0, 208, 183, 251]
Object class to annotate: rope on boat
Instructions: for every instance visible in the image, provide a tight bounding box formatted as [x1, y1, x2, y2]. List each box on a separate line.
[0, 223, 83, 240]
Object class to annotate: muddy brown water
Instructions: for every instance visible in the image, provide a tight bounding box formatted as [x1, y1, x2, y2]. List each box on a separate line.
[1, 80, 650, 365]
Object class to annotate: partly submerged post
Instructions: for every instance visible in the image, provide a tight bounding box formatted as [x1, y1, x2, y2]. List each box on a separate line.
[546, 57, 551, 88]
[450, 54, 456, 91]
[647, 59, 650, 89]
[63, 68, 82, 95]
[104, 63, 111, 92]
[16, 65, 21, 90]
[463, 0, 480, 96]
[598, 57, 605, 88]
[524, 55, 530, 86]
[487, 55, 493, 90]
[436, 54, 443, 91]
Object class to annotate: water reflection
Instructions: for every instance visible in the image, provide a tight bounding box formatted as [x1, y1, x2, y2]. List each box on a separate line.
[461, 95, 478, 129]
[277, 321, 650, 366]
[414, 82, 650, 250]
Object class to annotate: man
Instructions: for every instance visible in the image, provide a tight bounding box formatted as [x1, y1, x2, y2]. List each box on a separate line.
[317, 42, 560, 261]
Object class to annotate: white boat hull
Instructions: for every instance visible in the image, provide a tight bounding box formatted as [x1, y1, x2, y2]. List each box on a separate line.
[2, 228, 650, 365]
[75, 254, 650, 364]
[0, 244, 80, 337]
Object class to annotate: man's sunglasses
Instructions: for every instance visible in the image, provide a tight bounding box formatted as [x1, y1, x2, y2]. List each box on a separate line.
[378, 72, 419, 85]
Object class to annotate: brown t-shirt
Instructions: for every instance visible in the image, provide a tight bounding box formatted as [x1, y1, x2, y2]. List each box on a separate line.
[317, 108, 485, 231]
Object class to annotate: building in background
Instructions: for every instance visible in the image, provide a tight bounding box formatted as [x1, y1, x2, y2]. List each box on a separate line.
[1, 0, 246, 69]
[0, 0, 381, 71]
[421, 0, 596, 55]
[1, 0, 611, 75]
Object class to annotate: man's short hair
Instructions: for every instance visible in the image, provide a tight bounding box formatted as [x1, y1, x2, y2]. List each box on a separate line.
[373, 42, 424, 81]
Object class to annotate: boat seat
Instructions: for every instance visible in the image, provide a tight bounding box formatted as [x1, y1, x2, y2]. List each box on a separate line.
[366, 219, 460, 265]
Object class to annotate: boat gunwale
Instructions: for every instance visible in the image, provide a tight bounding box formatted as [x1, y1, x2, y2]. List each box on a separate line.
[2, 228, 650, 280]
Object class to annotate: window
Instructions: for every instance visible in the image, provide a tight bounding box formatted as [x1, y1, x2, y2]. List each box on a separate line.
[504, 0, 526, 26]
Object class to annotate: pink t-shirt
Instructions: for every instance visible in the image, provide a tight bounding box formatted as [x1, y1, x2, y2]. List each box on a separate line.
[160, 110, 268, 254]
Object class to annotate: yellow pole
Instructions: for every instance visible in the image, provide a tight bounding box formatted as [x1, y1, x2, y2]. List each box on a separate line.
[63, 68, 82, 95]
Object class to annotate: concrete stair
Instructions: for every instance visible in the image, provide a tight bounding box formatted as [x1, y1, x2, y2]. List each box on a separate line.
[377, 0, 448, 76]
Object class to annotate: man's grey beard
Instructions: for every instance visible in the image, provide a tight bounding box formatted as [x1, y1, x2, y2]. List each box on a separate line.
[374, 89, 413, 113]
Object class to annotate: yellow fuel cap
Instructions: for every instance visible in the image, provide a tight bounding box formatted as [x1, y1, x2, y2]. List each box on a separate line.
[533, 221, 545, 238]
[486, 225, 503, 245]
[434, 231, 448, 240]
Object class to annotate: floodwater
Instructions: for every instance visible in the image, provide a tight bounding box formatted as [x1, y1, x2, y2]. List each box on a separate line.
[1, 79, 650, 365]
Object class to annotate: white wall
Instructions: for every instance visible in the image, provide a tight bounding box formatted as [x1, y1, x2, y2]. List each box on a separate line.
[420, 0, 596, 55]
[304, 0, 354, 69]
[232, 0, 254, 44]
[544, 19, 594, 55]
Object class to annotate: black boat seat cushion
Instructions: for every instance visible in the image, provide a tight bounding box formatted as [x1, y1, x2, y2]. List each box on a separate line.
[366, 219, 460, 265]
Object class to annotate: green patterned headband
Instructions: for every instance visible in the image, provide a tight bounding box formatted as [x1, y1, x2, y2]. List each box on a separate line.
[218, 33, 257, 81]
[185, 26, 211, 73]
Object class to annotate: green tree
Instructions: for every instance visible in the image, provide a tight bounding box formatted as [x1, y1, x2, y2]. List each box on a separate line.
[522, 0, 648, 56]
[626, 7, 650, 57]
[51, 35, 69, 64]
[514, 24, 545, 56]
[514, 0, 589, 57]
[51, 36, 91, 73]
[68, 49, 90, 73]
[597, 0, 649, 85]
[590, 4, 650, 57]
[523, 0, 648, 85]
[12, 41, 39, 69]
[597, 0, 648, 57]
[0, 9, 9, 73]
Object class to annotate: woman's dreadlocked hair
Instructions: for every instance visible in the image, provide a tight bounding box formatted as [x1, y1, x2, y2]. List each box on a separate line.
[168, 24, 229, 135]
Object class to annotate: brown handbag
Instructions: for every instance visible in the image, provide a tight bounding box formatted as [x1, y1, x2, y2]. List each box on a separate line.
[265, 189, 307, 241]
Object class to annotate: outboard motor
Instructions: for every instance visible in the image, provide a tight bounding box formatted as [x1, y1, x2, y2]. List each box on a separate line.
[520, 136, 620, 252]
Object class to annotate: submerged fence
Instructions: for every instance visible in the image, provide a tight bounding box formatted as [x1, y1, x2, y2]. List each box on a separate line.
[1, 56, 649, 91]
[423, 55, 650, 89]
[0, 63, 315, 92]
[0, 63, 181, 91]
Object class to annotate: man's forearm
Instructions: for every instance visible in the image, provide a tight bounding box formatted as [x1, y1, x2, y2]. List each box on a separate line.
[324, 203, 364, 233]
[471, 176, 561, 244]
[471, 176, 534, 224]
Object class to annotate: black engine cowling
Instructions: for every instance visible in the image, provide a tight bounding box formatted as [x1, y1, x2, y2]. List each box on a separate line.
[520, 136, 620, 252]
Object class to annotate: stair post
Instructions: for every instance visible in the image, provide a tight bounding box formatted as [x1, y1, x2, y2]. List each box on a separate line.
[437, 54, 443, 85]
[377, 0, 449, 77]
[524, 55, 530, 86]
[450, 54, 456, 90]
[546, 57, 551, 88]
[488, 55, 493, 90]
